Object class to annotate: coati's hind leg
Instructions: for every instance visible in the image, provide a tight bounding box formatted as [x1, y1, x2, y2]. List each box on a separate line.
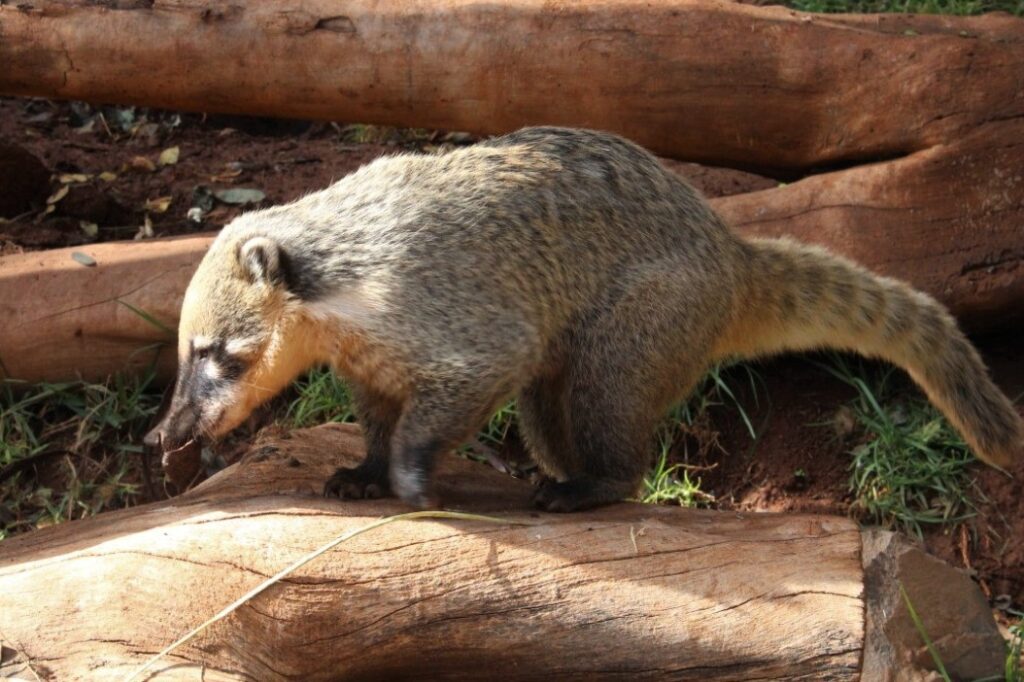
[324, 386, 401, 500]
[533, 270, 715, 512]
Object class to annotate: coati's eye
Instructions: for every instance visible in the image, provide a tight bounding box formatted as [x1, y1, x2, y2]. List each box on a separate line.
[195, 347, 211, 360]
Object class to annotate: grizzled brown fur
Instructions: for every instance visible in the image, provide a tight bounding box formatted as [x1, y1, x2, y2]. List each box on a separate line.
[147, 128, 1022, 511]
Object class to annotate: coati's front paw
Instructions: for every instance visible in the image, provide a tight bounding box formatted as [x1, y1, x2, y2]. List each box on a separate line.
[323, 466, 389, 500]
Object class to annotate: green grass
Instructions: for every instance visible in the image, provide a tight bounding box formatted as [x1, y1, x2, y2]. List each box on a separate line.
[640, 433, 716, 507]
[817, 354, 979, 537]
[638, 363, 762, 506]
[1006, 614, 1024, 682]
[0, 374, 162, 539]
[285, 367, 357, 427]
[786, 0, 1022, 15]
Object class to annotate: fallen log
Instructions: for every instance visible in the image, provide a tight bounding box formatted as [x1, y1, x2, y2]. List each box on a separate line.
[0, 234, 213, 383]
[0, 423, 1007, 680]
[2, 126, 1021, 385]
[2, 1, 1023, 172]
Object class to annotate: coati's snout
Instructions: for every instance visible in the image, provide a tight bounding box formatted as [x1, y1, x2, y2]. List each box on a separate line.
[144, 336, 252, 451]
[147, 231, 325, 457]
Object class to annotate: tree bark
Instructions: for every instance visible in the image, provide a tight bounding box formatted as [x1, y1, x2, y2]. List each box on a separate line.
[0, 423, 1005, 680]
[1, 1, 1022, 172]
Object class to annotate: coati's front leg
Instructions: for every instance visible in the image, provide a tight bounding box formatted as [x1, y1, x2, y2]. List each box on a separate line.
[388, 381, 508, 508]
[323, 386, 400, 500]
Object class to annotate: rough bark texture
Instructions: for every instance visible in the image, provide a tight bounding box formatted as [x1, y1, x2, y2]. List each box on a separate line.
[0, 424, 1004, 680]
[1, 1, 1023, 172]
[861, 530, 1008, 682]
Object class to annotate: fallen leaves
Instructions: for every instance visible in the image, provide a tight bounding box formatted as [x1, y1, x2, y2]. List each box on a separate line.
[143, 196, 172, 214]
[70, 251, 97, 267]
[158, 146, 180, 166]
[126, 156, 157, 173]
[45, 185, 69, 205]
[213, 187, 265, 205]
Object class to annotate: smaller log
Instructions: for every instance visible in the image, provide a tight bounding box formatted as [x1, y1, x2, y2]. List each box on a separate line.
[0, 424, 1005, 680]
[0, 234, 212, 383]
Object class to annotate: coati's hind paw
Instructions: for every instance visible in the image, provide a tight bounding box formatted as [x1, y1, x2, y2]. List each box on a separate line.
[323, 466, 389, 500]
[532, 478, 616, 513]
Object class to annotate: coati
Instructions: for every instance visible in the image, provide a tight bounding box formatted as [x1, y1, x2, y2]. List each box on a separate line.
[145, 127, 1023, 511]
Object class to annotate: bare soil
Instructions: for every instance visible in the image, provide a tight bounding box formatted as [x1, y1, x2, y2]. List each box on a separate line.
[1, 97, 1021, 609]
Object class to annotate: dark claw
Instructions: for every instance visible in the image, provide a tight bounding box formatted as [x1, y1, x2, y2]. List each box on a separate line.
[531, 479, 595, 513]
[323, 466, 389, 500]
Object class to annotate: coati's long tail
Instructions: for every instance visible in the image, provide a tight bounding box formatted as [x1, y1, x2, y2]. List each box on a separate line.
[715, 237, 1023, 470]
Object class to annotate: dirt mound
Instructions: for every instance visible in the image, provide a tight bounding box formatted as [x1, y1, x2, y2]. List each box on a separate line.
[0, 143, 50, 218]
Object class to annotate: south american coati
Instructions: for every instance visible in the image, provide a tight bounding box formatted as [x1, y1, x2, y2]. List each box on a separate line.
[145, 127, 1022, 511]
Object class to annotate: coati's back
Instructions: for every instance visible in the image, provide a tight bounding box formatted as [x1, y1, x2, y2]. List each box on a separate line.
[154, 127, 1021, 512]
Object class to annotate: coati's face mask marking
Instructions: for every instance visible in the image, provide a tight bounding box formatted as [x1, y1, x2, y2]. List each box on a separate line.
[145, 236, 305, 452]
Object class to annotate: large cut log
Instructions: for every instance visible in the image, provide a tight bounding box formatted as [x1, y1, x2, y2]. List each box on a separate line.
[2, 125, 1021, 385]
[1, 1, 1023, 172]
[0, 424, 1006, 680]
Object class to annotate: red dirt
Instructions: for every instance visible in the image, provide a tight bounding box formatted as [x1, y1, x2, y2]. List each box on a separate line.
[1, 97, 1021, 608]
[701, 334, 1024, 606]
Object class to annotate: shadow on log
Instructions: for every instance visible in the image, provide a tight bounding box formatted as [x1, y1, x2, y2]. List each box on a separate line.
[1, 1, 1023, 172]
[0, 424, 1005, 680]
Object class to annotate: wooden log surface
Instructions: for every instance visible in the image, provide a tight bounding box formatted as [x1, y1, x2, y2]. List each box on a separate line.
[0, 234, 212, 383]
[0, 423, 1006, 680]
[2, 132, 1021, 385]
[1, 0, 1023, 172]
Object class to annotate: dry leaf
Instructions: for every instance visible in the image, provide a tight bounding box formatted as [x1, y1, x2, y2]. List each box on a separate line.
[144, 196, 173, 213]
[127, 156, 157, 173]
[71, 251, 97, 267]
[209, 168, 242, 182]
[99, 171, 118, 182]
[46, 185, 69, 205]
[158, 146, 180, 166]
[79, 221, 99, 238]
[213, 188, 266, 205]
[59, 173, 92, 184]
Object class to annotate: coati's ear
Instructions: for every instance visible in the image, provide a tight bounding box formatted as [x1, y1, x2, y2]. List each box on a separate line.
[238, 237, 284, 286]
